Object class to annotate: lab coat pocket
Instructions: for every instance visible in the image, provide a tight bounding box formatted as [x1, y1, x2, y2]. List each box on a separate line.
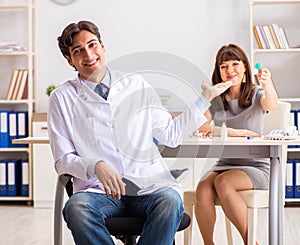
[73, 117, 97, 148]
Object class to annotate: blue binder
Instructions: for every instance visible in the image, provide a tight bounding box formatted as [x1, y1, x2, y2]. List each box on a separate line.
[0, 110, 9, 148]
[291, 110, 298, 128]
[294, 160, 300, 198]
[288, 110, 297, 148]
[0, 160, 7, 196]
[6, 159, 20, 196]
[296, 110, 300, 130]
[16, 111, 28, 148]
[20, 159, 29, 197]
[8, 111, 18, 148]
[297, 110, 300, 148]
[285, 160, 294, 199]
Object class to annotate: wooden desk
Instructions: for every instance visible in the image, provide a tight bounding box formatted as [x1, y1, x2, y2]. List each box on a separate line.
[13, 136, 300, 245]
[14, 136, 49, 144]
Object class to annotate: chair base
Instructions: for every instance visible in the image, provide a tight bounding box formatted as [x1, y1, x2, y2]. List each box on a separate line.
[107, 213, 190, 245]
[116, 235, 138, 245]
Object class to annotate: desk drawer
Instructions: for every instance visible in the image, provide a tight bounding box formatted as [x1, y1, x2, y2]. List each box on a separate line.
[33, 121, 48, 137]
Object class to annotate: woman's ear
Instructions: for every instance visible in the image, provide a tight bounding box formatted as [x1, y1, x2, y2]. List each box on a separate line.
[101, 42, 106, 53]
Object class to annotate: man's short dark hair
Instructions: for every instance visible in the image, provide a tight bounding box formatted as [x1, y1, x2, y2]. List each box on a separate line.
[57, 20, 102, 57]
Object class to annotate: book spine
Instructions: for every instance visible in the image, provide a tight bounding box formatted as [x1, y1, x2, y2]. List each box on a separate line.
[258, 25, 270, 49]
[253, 25, 263, 49]
[272, 23, 285, 49]
[263, 25, 276, 50]
[279, 27, 290, 49]
[6, 70, 20, 100]
[269, 24, 281, 49]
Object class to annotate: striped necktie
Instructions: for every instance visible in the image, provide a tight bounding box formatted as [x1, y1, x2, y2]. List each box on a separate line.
[94, 83, 109, 100]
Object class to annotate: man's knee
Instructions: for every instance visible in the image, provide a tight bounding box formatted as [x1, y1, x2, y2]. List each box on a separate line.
[154, 188, 183, 215]
[63, 192, 99, 224]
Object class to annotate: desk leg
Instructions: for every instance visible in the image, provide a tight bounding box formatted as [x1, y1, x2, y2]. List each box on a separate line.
[269, 156, 283, 245]
[278, 157, 283, 245]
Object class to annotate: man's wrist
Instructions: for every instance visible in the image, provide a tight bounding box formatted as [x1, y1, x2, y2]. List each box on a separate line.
[94, 160, 105, 174]
[86, 160, 104, 177]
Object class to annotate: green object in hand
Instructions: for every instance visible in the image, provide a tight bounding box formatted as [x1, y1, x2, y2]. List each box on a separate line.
[255, 62, 262, 70]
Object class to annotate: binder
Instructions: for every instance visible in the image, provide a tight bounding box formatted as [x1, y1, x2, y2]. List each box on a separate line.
[0, 160, 7, 196]
[7, 159, 20, 196]
[21, 160, 29, 197]
[297, 110, 300, 135]
[296, 110, 300, 148]
[285, 160, 294, 198]
[8, 111, 18, 148]
[0, 110, 9, 148]
[293, 109, 298, 130]
[294, 160, 300, 198]
[288, 110, 297, 148]
[290, 110, 297, 128]
[16, 111, 28, 148]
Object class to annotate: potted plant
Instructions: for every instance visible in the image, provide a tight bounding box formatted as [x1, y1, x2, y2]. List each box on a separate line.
[46, 85, 57, 96]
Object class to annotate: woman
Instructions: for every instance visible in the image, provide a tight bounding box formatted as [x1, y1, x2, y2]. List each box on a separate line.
[195, 43, 278, 245]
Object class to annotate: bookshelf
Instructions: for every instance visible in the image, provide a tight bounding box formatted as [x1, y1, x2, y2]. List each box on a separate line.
[0, 0, 37, 204]
[250, 0, 300, 203]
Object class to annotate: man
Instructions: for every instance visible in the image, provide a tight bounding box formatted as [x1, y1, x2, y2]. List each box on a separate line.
[48, 20, 232, 245]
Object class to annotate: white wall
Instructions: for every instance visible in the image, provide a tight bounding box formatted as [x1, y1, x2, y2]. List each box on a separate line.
[36, 0, 250, 112]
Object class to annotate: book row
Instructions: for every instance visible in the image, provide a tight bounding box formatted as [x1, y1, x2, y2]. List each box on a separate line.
[6, 69, 28, 100]
[0, 111, 28, 148]
[253, 24, 290, 50]
[0, 41, 25, 53]
[0, 159, 29, 197]
[286, 160, 300, 199]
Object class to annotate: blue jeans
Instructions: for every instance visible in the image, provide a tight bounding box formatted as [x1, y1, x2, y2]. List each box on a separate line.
[63, 187, 183, 245]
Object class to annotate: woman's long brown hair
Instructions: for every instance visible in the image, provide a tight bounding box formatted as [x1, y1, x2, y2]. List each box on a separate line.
[211, 43, 255, 110]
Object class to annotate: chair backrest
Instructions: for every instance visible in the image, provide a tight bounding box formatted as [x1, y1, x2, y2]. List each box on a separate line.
[263, 101, 291, 135]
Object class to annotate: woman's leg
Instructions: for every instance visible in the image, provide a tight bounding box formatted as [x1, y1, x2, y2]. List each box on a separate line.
[214, 169, 255, 245]
[194, 172, 219, 245]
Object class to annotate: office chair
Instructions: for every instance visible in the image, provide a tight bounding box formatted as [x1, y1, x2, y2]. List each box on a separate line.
[183, 101, 291, 245]
[54, 170, 191, 245]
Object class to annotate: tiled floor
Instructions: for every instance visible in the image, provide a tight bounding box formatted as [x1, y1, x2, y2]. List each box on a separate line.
[0, 203, 299, 245]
